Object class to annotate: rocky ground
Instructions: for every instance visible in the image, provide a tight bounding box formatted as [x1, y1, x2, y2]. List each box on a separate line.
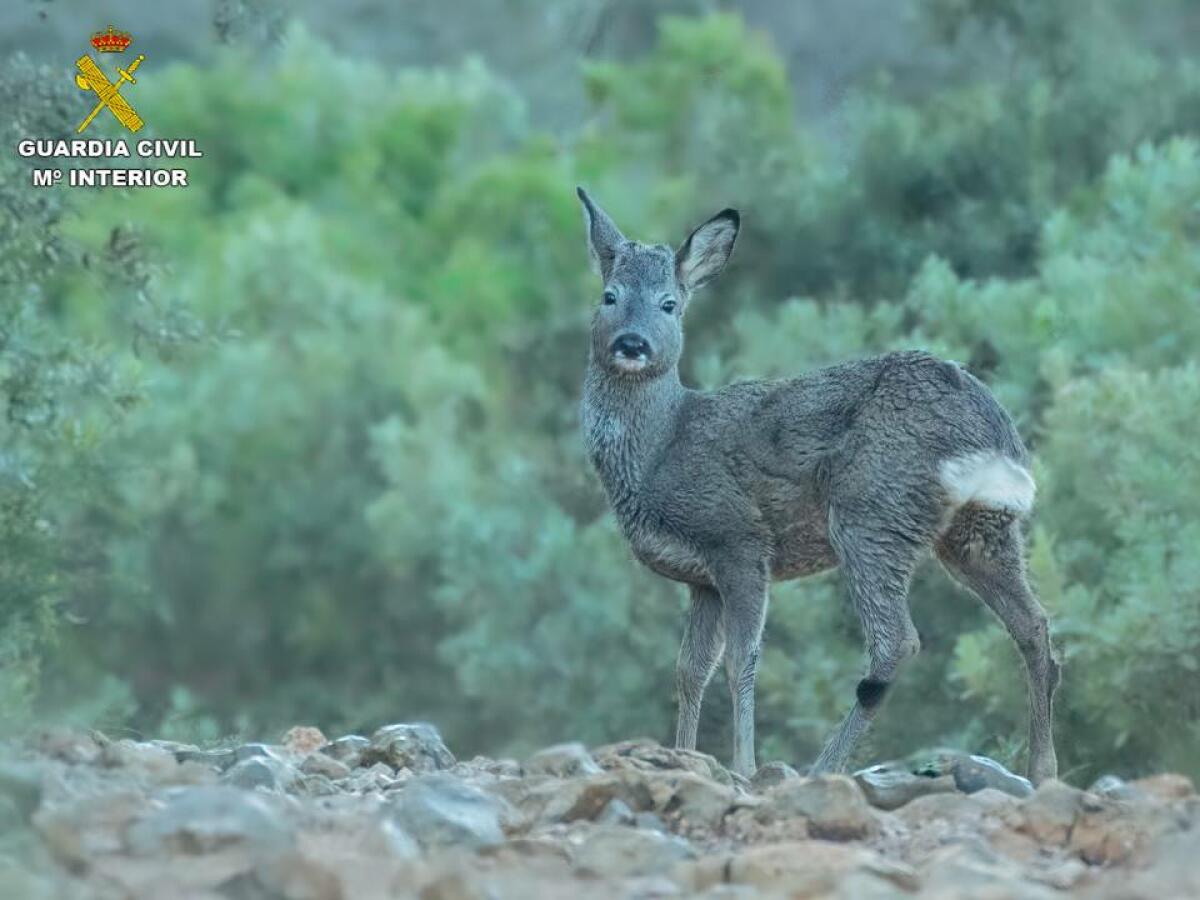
[0, 724, 1197, 899]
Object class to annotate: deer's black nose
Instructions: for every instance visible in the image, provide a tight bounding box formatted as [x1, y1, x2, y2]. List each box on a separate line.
[612, 333, 651, 359]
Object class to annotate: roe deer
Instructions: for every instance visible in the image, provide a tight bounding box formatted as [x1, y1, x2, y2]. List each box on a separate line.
[576, 187, 1060, 783]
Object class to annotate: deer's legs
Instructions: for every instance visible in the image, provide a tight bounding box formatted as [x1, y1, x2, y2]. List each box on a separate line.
[812, 523, 921, 775]
[712, 556, 769, 778]
[937, 507, 1060, 784]
[675, 584, 726, 751]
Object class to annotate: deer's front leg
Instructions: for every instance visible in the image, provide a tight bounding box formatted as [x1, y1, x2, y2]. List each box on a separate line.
[675, 584, 726, 751]
[713, 554, 769, 778]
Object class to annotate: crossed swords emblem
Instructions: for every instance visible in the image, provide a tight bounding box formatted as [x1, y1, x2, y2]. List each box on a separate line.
[75, 52, 146, 134]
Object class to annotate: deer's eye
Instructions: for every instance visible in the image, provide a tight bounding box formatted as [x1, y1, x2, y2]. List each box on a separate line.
[661, 299, 677, 314]
[602, 290, 617, 306]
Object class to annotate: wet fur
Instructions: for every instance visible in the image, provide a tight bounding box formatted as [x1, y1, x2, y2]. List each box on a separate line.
[576, 188, 1059, 782]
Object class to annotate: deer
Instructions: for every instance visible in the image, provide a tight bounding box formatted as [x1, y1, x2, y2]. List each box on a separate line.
[575, 187, 1060, 784]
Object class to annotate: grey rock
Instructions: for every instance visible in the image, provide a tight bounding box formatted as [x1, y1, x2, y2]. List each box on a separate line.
[173, 747, 238, 771]
[364, 723, 455, 773]
[342, 762, 396, 794]
[666, 772, 740, 829]
[908, 749, 1034, 798]
[386, 773, 507, 850]
[233, 743, 275, 763]
[591, 739, 733, 786]
[320, 735, 370, 766]
[635, 810, 668, 833]
[853, 761, 957, 811]
[532, 771, 657, 824]
[572, 825, 695, 877]
[920, 841, 1058, 900]
[221, 756, 297, 792]
[751, 762, 800, 792]
[125, 785, 294, 855]
[523, 742, 602, 778]
[300, 753, 352, 780]
[954, 755, 1034, 798]
[596, 797, 636, 825]
[362, 815, 420, 859]
[758, 776, 877, 841]
[1090, 774, 1142, 801]
[461, 755, 521, 778]
[0, 762, 43, 823]
[294, 773, 339, 797]
[99, 740, 180, 775]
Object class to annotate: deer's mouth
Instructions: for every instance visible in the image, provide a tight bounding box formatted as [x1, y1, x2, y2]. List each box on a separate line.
[612, 354, 650, 374]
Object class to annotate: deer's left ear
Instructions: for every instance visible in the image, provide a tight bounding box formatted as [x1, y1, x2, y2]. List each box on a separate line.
[676, 208, 740, 294]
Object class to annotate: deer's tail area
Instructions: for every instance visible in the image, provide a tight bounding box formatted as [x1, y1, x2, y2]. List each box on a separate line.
[938, 451, 1036, 519]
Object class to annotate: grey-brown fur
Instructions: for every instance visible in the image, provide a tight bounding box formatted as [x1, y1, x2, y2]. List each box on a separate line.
[576, 187, 1060, 783]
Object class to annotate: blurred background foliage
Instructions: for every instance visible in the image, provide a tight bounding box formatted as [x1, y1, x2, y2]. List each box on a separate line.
[2, 0, 1198, 783]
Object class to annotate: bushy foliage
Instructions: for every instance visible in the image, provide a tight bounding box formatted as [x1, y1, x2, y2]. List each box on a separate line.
[4, 3, 1198, 779]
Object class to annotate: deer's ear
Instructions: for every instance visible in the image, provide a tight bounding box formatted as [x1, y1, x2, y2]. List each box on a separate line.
[676, 209, 740, 293]
[577, 186, 625, 280]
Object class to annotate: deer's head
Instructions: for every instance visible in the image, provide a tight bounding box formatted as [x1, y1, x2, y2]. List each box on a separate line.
[577, 187, 739, 380]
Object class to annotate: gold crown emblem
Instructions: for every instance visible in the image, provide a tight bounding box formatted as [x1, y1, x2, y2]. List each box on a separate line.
[91, 25, 132, 53]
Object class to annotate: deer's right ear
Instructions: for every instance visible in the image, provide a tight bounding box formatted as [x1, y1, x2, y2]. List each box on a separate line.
[577, 186, 625, 281]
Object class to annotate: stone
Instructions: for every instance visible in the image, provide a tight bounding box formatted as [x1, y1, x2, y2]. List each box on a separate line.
[530, 771, 657, 825]
[953, 755, 1034, 798]
[897, 788, 1017, 829]
[1010, 779, 1084, 845]
[174, 747, 239, 771]
[281, 725, 327, 755]
[853, 761, 957, 811]
[363, 723, 455, 773]
[687, 841, 918, 896]
[320, 735, 370, 766]
[300, 753, 352, 781]
[918, 841, 1057, 900]
[341, 762, 397, 794]
[1114, 829, 1200, 898]
[1132, 773, 1195, 802]
[234, 743, 276, 763]
[757, 775, 878, 840]
[749, 761, 799, 792]
[34, 728, 102, 765]
[591, 739, 733, 786]
[1089, 774, 1136, 799]
[457, 755, 522, 778]
[294, 774, 339, 797]
[386, 774, 506, 850]
[34, 790, 147, 868]
[634, 810, 668, 833]
[522, 742, 602, 778]
[0, 762, 44, 823]
[125, 785, 294, 856]
[221, 756, 298, 792]
[571, 825, 695, 877]
[595, 797, 636, 826]
[98, 740, 181, 779]
[360, 815, 420, 859]
[907, 748, 1033, 798]
[661, 772, 740, 830]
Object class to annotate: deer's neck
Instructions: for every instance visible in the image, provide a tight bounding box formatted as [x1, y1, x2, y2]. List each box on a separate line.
[581, 359, 687, 510]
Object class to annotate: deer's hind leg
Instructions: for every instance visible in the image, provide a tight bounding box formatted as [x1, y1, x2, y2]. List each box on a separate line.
[936, 504, 1060, 784]
[812, 517, 923, 775]
[675, 584, 726, 751]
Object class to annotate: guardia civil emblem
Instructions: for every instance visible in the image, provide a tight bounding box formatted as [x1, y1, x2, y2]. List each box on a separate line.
[75, 26, 146, 134]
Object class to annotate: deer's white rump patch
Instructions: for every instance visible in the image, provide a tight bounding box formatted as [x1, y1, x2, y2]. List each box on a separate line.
[939, 451, 1036, 515]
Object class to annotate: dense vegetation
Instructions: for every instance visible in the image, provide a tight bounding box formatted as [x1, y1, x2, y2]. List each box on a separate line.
[2, 1, 1198, 783]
